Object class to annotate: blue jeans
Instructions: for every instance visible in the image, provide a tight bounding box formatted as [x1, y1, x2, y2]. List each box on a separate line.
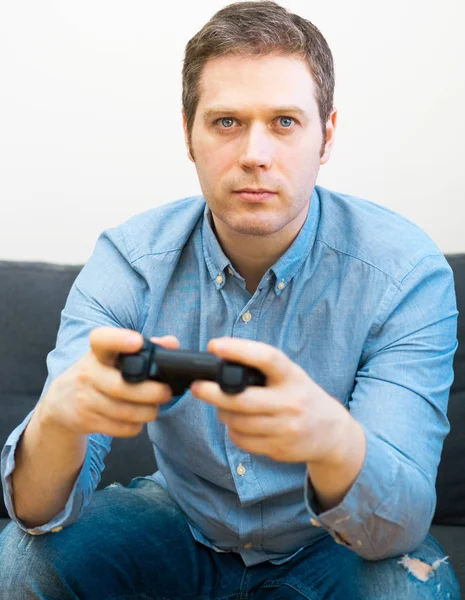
[0, 476, 460, 599]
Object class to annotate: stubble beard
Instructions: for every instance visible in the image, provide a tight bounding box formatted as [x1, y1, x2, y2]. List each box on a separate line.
[209, 190, 310, 239]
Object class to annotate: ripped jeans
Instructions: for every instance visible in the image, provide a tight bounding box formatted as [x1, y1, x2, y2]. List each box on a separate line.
[0, 477, 460, 600]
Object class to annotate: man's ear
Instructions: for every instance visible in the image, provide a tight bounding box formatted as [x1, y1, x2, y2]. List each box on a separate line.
[320, 107, 337, 165]
[182, 112, 195, 163]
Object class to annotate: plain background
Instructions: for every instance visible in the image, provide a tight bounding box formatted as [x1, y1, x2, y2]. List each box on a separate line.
[1, 0, 464, 264]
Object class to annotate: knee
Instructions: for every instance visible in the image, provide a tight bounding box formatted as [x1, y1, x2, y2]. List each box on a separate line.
[0, 521, 71, 599]
[0, 522, 39, 575]
[359, 540, 461, 600]
[397, 553, 450, 582]
[394, 553, 460, 599]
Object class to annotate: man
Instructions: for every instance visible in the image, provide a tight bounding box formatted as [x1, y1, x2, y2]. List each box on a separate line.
[0, 1, 460, 598]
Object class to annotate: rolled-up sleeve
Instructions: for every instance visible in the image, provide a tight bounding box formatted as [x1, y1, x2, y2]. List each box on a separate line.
[304, 253, 458, 560]
[1, 415, 107, 534]
[1, 226, 145, 534]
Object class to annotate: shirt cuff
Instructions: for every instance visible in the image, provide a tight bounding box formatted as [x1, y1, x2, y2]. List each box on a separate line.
[1, 410, 92, 535]
[304, 424, 398, 557]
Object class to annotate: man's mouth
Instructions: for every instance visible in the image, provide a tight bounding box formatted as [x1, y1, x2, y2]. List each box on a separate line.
[233, 189, 277, 202]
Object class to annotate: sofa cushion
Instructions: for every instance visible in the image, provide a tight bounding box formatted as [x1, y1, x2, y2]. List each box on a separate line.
[433, 255, 465, 525]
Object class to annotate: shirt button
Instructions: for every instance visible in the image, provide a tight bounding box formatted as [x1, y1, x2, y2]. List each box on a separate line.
[277, 281, 285, 290]
[236, 463, 246, 476]
[227, 267, 234, 275]
[309, 518, 321, 528]
[244, 541, 253, 549]
[51, 526, 63, 533]
[216, 274, 223, 284]
[27, 529, 39, 535]
[334, 531, 352, 546]
[242, 312, 252, 323]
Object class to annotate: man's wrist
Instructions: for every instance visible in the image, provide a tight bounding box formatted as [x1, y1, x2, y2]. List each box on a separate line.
[309, 396, 354, 466]
[306, 407, 367, 511]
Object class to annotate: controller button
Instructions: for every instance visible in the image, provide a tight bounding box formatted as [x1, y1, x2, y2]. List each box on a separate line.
[123, 356, 146, 375]
[236, 464, 246, 476]
[223, 365, 244, 386]
[241, 311, 252, 323]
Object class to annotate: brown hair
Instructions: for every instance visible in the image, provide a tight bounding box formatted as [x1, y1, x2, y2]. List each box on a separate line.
[182, 0, 335, 148]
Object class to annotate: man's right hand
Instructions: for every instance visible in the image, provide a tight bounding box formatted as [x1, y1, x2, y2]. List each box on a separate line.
[37, 327, 180, 438]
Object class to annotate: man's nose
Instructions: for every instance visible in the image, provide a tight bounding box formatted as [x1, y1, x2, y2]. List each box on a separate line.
[238, 124, 273, 170]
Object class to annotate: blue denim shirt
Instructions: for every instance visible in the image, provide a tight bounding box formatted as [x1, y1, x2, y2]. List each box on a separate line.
[1, 185, 458, 566]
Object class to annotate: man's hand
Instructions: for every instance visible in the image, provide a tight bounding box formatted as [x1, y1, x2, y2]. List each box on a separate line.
[38, 327, 180, 439]
[191, 337, 367, 510]
[190, 337, 353, 465]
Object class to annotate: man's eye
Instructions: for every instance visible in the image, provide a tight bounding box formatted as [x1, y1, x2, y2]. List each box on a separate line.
[278, 116, 295, 128]
[214, 116, 296, 130]
[216, 117, 236, 128]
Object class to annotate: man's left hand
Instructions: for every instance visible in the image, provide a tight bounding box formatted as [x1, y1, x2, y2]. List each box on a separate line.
[190, 337, 351, 464]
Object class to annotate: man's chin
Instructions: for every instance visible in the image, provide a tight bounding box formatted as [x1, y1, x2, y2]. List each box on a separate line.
[218, 214, 283, 237]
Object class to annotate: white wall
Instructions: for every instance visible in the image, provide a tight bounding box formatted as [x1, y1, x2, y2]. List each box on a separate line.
[1, 0, 464, 264]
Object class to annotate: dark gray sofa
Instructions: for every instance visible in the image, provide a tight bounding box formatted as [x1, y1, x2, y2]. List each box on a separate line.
[1, 256, 464, 592]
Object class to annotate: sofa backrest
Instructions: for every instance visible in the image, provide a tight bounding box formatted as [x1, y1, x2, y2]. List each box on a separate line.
[434, 254, 465, 525]
[1, 256, 464, 524]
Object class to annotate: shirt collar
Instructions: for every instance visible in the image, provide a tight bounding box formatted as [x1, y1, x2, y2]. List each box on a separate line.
[201, 187, 320, 295]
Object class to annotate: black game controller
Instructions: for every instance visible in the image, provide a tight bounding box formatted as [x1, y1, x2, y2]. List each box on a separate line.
[116, 338, 266, 396]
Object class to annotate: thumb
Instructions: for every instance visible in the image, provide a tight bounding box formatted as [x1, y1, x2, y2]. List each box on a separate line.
[149, 335, 180, 350]
[90, 327, 143, 367]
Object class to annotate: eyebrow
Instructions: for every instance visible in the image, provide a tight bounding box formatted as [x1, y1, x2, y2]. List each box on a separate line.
[202, 105, 309, 121]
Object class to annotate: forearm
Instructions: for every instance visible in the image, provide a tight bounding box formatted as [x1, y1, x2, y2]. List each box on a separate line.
[304, 418, 436, 560]
[12, 400, 88, 529]
[306, 410, 366, 512]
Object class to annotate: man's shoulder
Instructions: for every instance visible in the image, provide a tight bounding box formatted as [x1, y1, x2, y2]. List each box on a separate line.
[110, 195, 206, 263]
[315, 185, 445, 282]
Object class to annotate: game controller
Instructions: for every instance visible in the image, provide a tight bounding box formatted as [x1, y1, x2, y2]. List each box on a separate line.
[116, 338, 266, 396]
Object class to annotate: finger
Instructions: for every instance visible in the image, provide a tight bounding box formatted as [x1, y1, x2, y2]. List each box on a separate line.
[190, 380, 282, 415]
[218, 409, 275, 436]
[90, 389, 161, 425]
[90, 327, 143, 367]
[206, 338, 295, 385]
[92, 415, 146, 438]
[89, 359, 173, 405]
[227, 429, 269, 456]
[86, 404, 148, 438]
[149, 335, 180, 350]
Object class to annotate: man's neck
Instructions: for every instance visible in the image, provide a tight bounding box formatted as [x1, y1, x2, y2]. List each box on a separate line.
[210, 206, 309, 292]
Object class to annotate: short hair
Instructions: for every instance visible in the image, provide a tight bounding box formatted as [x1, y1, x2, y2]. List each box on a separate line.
[182, 0, 335, 145]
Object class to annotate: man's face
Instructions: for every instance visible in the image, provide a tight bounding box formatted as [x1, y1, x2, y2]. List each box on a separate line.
[183, 53, 336, 237]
